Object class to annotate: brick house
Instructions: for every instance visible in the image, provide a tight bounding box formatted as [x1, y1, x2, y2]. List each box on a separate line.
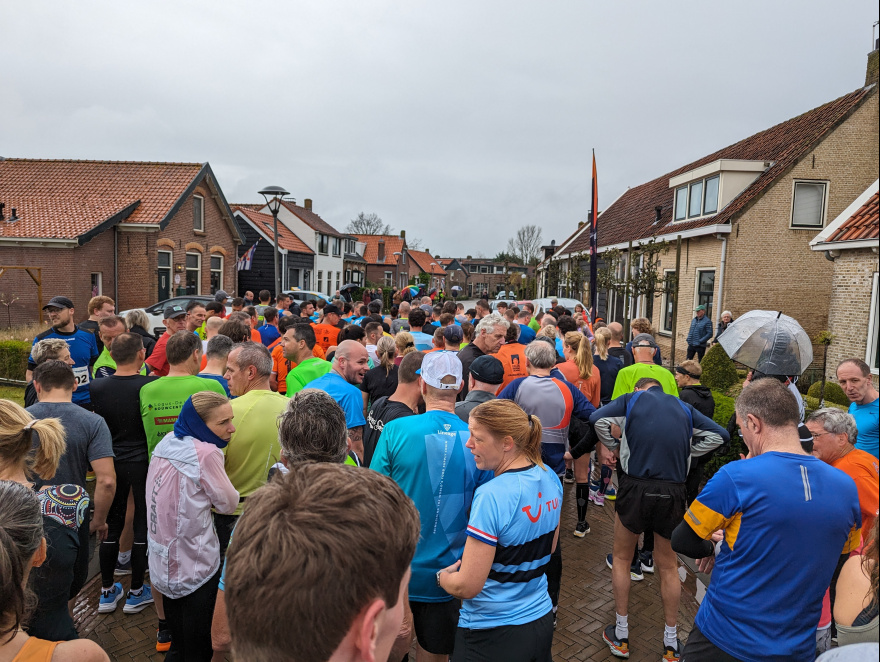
[231, 206, 315, 294]
[353, 233, 412, 288]
[810, 179, 879, 387]
[439, 257, 531, 299]
[407, 249, 448, 291]
[0, 158, 242, 326]
[538, 54, 878, 366]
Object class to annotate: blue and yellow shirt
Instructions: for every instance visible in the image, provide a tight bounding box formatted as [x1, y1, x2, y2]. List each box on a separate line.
[685, 452, 861, 662]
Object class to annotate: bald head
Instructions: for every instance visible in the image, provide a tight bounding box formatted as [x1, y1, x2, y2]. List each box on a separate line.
[608, 322, 623, 343]
[335, 339, 370, 385]
[206, 316, 225, 337]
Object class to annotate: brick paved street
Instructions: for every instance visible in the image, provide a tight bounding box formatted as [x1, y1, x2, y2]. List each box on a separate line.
[76, 482, 699, 661]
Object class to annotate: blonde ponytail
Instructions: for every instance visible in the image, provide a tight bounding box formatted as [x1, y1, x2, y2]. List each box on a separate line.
[0, 400, 66, 481]
[469, 399, 544, 469]
[564, 332, 594, 380]
[594, 327, 611, 361]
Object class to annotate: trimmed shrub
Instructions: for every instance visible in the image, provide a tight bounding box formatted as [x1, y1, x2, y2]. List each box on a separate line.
[806, 380, 850, 406]
[804, 395, 848, 415]
[0, 340, 31, 381]
[700, 343, 739, 392]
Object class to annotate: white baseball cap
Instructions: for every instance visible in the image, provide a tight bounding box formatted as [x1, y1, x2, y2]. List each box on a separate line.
[417, 351, 463, 390]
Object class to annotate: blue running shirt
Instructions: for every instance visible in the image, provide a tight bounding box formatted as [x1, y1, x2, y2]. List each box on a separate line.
[304, 371, 366, 429]
[28, 326, 99, 405]
[371, 410, 493, 602]
[685, 452, 861, 662]
[460, 464, 561, 629]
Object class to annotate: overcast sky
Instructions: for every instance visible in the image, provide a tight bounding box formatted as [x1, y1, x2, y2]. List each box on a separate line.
[3, 1, 876, 257]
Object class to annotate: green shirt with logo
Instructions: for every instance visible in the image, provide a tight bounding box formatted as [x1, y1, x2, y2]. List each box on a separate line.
[140, 375, 227, 457]
[610, 362, 679, 400]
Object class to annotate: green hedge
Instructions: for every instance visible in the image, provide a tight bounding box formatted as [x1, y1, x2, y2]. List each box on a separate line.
[702, 390, 744, 480]
[806, 380, 849, 406]
[0, 340, 31, 381]
[700, 344, 739, 392]
[804, 395, 848, 414]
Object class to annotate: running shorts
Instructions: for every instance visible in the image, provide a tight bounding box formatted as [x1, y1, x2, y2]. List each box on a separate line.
[616, 474, 687, 539]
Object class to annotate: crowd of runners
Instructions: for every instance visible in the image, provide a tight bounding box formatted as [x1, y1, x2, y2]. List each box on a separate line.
[0, 288, 877, 662]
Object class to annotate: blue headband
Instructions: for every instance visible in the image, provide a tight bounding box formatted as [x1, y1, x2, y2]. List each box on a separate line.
[173, 397, 229, 449]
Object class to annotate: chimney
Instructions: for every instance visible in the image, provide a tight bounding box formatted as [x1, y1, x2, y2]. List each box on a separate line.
[867, 37, 879, 86]
[578, 221, 584, 228]
[378, 239, 385, 262]
[400, 230, 406, 239]
[304, 198, 313, 211]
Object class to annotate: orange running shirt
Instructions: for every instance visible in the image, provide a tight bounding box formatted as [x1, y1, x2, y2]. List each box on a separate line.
[495, 343, 529, 391]
[312, 324, 341, 352]
[557, 360, 601, 408]
[832, 448, 879, 536]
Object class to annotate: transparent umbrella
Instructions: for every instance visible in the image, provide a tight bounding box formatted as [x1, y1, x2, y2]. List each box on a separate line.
[717, 310, 813, 376]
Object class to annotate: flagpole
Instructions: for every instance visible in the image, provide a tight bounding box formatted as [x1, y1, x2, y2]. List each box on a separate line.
[589, 149, 599, 321]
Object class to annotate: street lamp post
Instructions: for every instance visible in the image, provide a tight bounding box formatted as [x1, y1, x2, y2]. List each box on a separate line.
[393, 251, 403, 291]
[258, 185, 290, 298]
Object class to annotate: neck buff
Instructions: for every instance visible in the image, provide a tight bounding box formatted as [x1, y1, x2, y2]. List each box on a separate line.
[173, 396, 229, 449]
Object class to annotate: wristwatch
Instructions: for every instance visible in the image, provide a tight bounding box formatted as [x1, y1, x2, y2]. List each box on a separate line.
[436, 570, 444, 587]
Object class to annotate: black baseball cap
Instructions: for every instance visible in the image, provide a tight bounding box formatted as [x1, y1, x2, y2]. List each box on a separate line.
[323, 304, 341, 316]
[443, 325, 464, 343]
[163, 304, 187, 320]
[42, 296, 74, 310]
[469, 355, 504, 385]
[632, 333, 658, 349]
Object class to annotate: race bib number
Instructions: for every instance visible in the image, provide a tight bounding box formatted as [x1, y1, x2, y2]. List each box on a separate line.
[72, 365, 90, 388]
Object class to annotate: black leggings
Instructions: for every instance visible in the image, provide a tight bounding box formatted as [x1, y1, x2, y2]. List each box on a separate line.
[99, 460, 148, 589]
[163, 571, 220, 662]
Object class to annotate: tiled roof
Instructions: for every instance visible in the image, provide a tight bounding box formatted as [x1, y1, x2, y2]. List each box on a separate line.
[562, 86, 875, 254]
[352, 234, 405, 264]
[827, 191, 878, 243]
[279, 200, 346, 237]
[407, 249, 446, 275]
[233, 207, 314, 254]
[0, 158, 207, 242]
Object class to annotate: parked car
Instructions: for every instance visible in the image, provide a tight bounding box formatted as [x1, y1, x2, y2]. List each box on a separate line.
[531, 297, 587, 317]
[489, 299, 516, 312]
[283, 290, 333, 305]
[119, 296, 231, 338]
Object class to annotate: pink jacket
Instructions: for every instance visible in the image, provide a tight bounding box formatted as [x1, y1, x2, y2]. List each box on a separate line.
[147, 433, 239, 599]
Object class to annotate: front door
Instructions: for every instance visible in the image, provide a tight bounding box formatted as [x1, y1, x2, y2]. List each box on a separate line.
[158, 251, 172, 301]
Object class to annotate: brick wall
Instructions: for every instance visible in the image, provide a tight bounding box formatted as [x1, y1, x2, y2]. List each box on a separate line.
[825, 248, 880, 388]
[0, 230, 116, 327]
[117, 184, 239, 309]
[651, 236, 724, 365]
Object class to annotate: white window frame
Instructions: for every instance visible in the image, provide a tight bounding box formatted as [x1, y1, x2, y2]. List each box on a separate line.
[790, 179, 830, 229]
[210, 255, 223, 294]
[867, 272, 879, 375]
[332, 237, 342, 257]
[318, 234, 329, 255]
[672, 175, 721, 223]
[185, 252, 202, 295]
[317, 270, 323, 293]
[193, 195, 205, 231]
[384, 271, 393, 286]
[659, 268, 675, 335]
[90, 272, 103, 297]
[674, 186, 688, 221]
[693, 268, 716, 322]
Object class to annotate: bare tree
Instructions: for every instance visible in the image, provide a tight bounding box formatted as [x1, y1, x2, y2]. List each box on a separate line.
[508, 225, 543, 265]
[407, 236, 424, 250]
[346, 212, 393, 235]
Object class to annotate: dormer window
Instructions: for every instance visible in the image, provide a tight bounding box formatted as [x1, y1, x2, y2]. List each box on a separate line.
[670, 160, 768, 223]
[674, 175, 719, 221]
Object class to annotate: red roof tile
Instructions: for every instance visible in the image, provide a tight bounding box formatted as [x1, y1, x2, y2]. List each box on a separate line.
[279, 200, 346, 237]
[233, 207, 314, 254]
[0, 158, 207, 241]
[827, 192, 879, 243]
[407, 249, 446, 274]
[563, 86, 874, 254]
[353, 234, 405, 264]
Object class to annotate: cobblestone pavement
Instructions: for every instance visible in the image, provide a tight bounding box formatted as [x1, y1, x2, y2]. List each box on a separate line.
[77, 483, 699, 661]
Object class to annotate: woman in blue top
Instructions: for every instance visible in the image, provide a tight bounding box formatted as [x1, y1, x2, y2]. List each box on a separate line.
[438, 399, 561, 662]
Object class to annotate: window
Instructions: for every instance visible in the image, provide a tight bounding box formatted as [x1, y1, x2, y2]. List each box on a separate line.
[661, 269, 675, 333]
[674, 186, 688, 221]
[675, 176, 721, 222]
[317, 271, 323, 293]
[332, 237, 341, 257]
[335, 272, 341, 293]
[480, 265, 488, 273]
[469, 265, 478, 273]
[384, 271, 393, 286]
[185, 253, 201, 295]
[193, 195, 205, 231]
[791, 181, 828, 228]
[688, 180, 703, 218]
[695, 269, 715, 321]
[345, 269, 351, 283]
[90, 273, 102, 297]
[703, 176, 719, 215]
[868, 272, 879, 374]
[210, 256, 223, 294]
[303, 271, 311, 290]
[495, 265, 505, 273]
[289, 268, 300, 289]
[318, 234, 329, 255]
